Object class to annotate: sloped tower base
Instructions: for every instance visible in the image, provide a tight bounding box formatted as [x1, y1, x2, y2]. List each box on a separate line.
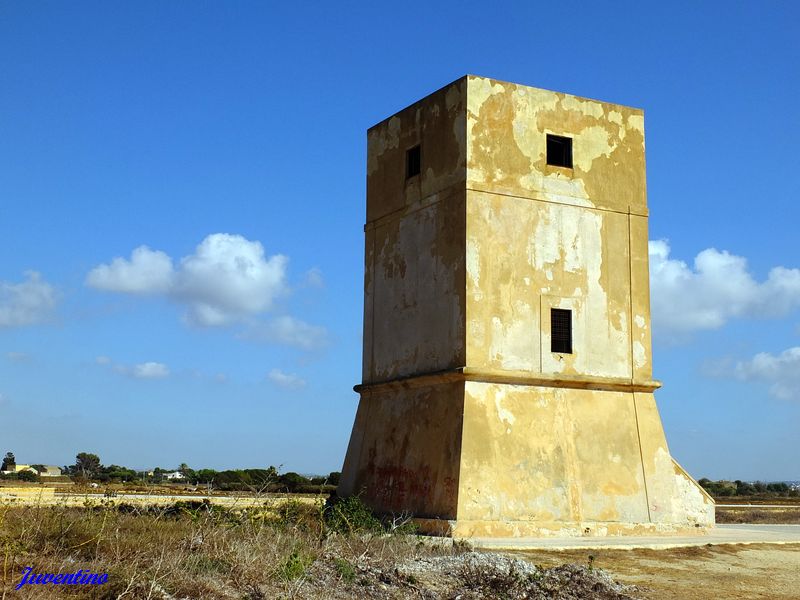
[339, 377, 713, 538]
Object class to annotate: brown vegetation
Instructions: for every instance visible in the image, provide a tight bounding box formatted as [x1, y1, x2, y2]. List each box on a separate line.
[715, 507, 800, 524]
[0, 499, 636, 599]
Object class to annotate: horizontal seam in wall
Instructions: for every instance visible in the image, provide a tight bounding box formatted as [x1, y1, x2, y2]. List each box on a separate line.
[365, 186, 648, 232]
[465, 187, 649, 217]
[356, 368, 661, 394]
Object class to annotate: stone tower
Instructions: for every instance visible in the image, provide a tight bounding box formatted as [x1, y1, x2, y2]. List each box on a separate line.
[339, 75, 714, 537]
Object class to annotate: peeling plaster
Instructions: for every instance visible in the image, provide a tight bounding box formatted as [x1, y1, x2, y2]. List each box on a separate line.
[342, 75, 712, 538]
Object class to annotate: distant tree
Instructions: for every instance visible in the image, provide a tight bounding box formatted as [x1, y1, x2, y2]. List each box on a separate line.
[767, 482, 790, 494]
[2, 452, 16, 471]
[735, 480, 756, 496]
[179, 463, 195, 479]
[278, 472, 310, 492]
[327, 471, 341, 486]
[209, 467, 280, 491]
[73, 452, 102, 479]
[194, 469, 218, 483]
[31, 464, 47, 474]
[17, 469, 38, 482]
[698, 478, 736, 497]
[103, 465, 137, 481]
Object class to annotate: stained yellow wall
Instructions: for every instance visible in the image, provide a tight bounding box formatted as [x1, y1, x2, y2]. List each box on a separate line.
[465, 75, 652, 381]
[367, 78, 466, 223]
[363, 190, 466, 382]
[363, 80, 467, 382]
[338, 382, 464, 518]
[459, 383, 649, 524]
[466, 76, 647, 215]
[341, 75, 713, 537]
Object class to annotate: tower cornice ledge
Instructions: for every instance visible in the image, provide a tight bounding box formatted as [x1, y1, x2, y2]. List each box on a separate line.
[355, 368, 662, 394]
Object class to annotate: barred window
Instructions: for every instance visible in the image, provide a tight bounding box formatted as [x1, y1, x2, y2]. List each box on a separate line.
[551, 308, 573, 354]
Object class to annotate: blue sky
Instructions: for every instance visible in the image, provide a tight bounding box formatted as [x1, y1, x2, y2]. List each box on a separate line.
[1, 2, 798, 479]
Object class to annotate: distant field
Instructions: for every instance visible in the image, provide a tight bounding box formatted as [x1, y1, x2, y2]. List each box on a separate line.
[711, 494, 800, 524]
[713, 496, 800, 506]
[716, 506, 800, 524]
[0, 485, 320, 509]
[6, 485, 800, 524]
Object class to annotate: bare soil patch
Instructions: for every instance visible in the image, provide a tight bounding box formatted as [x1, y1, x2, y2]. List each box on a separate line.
[511, 543, 800, 600]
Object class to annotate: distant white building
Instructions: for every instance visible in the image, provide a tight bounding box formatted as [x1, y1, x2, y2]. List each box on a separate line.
[38, 465, 63, 477]
[163, 471, 185, 480]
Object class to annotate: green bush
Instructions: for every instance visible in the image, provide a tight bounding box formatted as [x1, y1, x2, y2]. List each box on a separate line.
[324, 495, 382, 535]
[333, 557, 356, 583]
[271, 499, 323, 532]
[277, 550, 314, 581]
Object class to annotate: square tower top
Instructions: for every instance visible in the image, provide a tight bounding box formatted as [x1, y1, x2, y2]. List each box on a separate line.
[367, 75, 647, 223]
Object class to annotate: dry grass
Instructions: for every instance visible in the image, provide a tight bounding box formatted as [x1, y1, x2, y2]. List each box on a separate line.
[0, 499, 637, 599]
[0, 499, 435, 599]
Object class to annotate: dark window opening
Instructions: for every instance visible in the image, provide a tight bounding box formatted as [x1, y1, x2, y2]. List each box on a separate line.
[551, 308, 573, 354]
[546, 134, 573, 168]
[406, 145, 421, 179]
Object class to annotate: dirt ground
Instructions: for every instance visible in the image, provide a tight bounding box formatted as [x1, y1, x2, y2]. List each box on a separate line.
[511, 543, 800, 600]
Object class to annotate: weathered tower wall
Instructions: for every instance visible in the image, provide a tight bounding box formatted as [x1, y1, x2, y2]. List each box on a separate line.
[339, 75, 714, 537]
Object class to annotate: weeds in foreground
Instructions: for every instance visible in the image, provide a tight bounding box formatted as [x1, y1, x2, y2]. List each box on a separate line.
[332, 557, 356, 583]
[0, 496, 445, 598]
[0, 497, 636, 599]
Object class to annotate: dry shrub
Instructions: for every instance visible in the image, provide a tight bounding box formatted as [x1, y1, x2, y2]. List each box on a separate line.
[0, 497, 450, 599]
[0, 498, 637, 599]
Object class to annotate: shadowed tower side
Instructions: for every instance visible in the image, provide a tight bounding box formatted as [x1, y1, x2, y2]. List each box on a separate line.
[339, 75, 714, 537]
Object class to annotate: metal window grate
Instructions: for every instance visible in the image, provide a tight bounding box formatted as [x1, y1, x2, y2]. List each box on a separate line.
[546, 134, 573, 168]
[551, 308, 573, 354]
[406, 145, 421, 179]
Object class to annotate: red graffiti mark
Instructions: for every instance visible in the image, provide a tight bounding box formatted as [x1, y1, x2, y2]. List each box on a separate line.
[443, 476, 457, 499]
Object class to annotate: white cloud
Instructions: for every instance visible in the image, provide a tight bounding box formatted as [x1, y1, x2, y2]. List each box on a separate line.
[267, 368, 306, 389]
[5, 351, 31, 362]
[734, 347, 800, 401]
[132, 362, 170, 379]
[649, 240, 800, 335]
[303, 267, 324, 288]
[86, 246, 174, 294]
[175, 234, 288, 326]
[97, 356, 169, 379]
[239, 316, 329, 350]
[0, 271, 58, 328]
[87, 234, 290, 327]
